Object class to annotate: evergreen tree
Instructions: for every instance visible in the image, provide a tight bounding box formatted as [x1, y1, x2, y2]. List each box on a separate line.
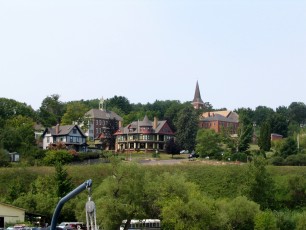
[165, 137, 180, 157]
[54, 162, 73, 198]
[258, 122, 271, 152]
[175, 106, 199, 151]
[246, 157, 275, 209]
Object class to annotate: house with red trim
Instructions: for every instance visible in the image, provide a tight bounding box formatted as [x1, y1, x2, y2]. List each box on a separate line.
[114, 115, 175, 152]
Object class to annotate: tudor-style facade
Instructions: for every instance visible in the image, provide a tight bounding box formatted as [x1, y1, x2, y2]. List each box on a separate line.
[199, 110, 239, 134]
[114, 116, 175, 152]
[41, 124, 87, 151]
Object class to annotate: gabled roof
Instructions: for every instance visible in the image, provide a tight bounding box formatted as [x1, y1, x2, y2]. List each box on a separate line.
[85, 109, 123, 121]
[42, 125, 86, 137]
[0, 202, 26, 211]
[201, 110, 239, 123]
[114, 116, 174, 135]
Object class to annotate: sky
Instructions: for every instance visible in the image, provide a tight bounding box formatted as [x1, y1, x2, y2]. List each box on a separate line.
[0, 0, 305, 111]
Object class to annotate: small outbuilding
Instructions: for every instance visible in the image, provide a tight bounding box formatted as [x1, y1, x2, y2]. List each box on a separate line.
[0, 202, 25, 228]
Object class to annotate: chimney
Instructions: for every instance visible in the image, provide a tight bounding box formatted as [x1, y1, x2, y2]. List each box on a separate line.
[153, 117, 158, 129]
[55, 124, 59, 134]
[119, 120, 123, 128]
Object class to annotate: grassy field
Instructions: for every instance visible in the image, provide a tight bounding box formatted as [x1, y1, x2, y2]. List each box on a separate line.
[2, 155, 306, 202]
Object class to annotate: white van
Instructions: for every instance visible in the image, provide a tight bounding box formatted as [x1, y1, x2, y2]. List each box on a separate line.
[119, 219, 160, 230]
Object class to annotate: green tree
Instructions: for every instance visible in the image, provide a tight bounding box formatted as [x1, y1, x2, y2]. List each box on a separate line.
[175, 106, 198, 151]
[38, 94, 65, 127]
[253, 106, 274, 127]
[0, 147, 10, 167]
[0, 98, 37, 128]
[217, 196, 260, 230]
[254, 211, 277, 230]
[258, 122, 271, 152]
[0, 115, 36, 153]
[150, 172, 220, 230]
[165, 137, 180, 157]
[195, 129, 222, 159]
[246, 157, 275, 209]
[54, 162, 73, 198]
[269, 113, 289, 137]
[92, 160, 150, 230]
[107, 96, 132, 115]
[279, 137, 298, 158]
[288, 102, 306, 125]
[61, 101, 89, 126]
[287, 175, 306, 208]
[103, 118, 120, 150]
[296, 211, 306, 230]
[236, 123, 253, 152]
[236, 108, 254, 152]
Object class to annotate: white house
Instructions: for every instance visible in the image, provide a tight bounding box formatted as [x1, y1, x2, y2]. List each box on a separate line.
[41, 124, 87, 152]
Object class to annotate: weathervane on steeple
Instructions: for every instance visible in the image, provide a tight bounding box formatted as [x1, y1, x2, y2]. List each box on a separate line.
[99, 97, 106, 111]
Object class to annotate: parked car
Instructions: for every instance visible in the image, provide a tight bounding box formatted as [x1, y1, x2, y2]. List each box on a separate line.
[188, 152, 199, 159]
[180, 150, 189, 154]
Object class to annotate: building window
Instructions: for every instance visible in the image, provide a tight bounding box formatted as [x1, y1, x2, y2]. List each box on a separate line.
[76, 137, 79, 143]
[73, 128, 77, 134]
[47, 137, 50, 143]
[70, 136, 73, 143]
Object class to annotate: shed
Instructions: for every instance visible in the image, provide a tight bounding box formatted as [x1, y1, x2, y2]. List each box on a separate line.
[0, 202, 25, 228]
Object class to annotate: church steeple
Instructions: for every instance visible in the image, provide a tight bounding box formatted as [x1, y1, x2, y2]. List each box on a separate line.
[99, 97, 106, 111]
[192, 81, 205, 110]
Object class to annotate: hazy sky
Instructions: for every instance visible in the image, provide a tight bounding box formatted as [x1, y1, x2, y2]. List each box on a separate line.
[1, 0, 305, 111]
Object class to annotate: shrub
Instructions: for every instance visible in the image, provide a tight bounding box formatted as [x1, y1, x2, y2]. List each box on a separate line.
[232, 152, 248, 162]
[284, 154, 306, 166]
[296, 211, 306, 230]
[219, 196, 260, 230]
[254, 210, 277, 230]
[43, 150, 73, 165]
[269, 156, 284, 166]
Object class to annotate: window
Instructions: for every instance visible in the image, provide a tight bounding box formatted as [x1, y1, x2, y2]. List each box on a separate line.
[70, 137, 73, 143]
[47, 137, 50, 143]
[73, 128, 77, 134]
[96, 120, 98, 125]
[76, 137, 79, 143]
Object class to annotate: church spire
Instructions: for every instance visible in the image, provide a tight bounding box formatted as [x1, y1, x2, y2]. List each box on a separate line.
[192, 81, 205, 110]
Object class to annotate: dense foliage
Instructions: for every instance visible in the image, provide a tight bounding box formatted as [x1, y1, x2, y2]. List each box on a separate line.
[2, 160, 306, 229]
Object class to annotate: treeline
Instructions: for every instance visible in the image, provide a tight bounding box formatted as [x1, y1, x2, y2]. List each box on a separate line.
[1, 95, 306, 166]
